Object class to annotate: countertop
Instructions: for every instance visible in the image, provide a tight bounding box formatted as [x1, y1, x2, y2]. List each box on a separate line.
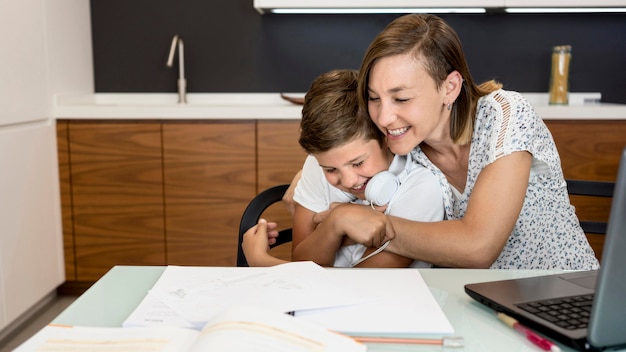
[53, 92, 626, 120]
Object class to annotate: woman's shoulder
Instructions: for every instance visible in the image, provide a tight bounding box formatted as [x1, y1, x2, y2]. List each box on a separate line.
[479, 89, 534, 110]
[477, 89, 540, 126]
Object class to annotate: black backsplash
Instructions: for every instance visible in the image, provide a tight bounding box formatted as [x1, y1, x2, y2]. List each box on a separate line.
[90, 0, 626, 103]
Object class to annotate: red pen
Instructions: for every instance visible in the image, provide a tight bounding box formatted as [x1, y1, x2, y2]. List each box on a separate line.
[351, 335, 464, 348]
[497, 312, 562, 352]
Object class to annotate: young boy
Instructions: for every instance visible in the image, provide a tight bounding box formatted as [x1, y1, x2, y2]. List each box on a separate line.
[243, 69, 443, 267]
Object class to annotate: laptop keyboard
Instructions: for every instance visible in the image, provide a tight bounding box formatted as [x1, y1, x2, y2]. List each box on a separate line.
[516, 294, 594, 330]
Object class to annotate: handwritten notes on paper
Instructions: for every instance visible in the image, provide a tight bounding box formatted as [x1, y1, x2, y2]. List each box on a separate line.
[124, 262, 371, 329]
[123, 262, 454, 336]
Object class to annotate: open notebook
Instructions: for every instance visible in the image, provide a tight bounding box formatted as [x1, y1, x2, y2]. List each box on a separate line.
[465, 147, 626, 351]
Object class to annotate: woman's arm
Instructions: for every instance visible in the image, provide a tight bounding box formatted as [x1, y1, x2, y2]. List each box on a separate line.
[293, 203, 413, 267]
[320, 151, 532, 268]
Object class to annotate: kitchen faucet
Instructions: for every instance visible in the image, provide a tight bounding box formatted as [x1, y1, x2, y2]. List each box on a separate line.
[166, 34, 186, 104]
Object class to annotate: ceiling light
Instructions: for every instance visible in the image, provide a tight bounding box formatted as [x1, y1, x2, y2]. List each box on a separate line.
[270, 8, 487, 14]
[505, 7, 626, 13]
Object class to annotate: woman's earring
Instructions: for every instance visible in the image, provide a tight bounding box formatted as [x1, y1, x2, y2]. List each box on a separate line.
[447, 103, 452, 111]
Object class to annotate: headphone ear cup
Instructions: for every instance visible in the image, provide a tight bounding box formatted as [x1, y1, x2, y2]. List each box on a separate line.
[365, 171, 399, 206]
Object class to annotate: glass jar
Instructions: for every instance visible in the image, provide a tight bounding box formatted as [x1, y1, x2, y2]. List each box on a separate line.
[549, 45, 572, 105]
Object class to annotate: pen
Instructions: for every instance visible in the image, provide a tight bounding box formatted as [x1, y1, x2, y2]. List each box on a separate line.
[351, 335, 464, 347]
[497, 312, 562, 352]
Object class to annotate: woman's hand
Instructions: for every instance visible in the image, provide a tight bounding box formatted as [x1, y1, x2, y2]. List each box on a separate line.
[319, 203, 393, 248]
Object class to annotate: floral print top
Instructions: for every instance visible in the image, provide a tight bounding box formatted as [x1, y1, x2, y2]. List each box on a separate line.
[411, 89, 600, 270]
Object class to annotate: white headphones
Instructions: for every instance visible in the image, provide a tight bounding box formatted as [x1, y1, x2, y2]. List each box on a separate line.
[364, 171, 401, 206]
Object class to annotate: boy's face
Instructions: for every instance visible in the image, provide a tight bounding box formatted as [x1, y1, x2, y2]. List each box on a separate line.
[314, 138, 392, 200]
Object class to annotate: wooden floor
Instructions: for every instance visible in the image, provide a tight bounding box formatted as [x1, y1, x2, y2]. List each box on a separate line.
[0, 295, 77, 351]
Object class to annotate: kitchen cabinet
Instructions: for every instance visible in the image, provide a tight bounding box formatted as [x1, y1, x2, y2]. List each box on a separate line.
[57, 121, 75, 281]
[57, 117, 624, 285]
[0, 122, 64, 331]
[0, 0, 85, 336]
[162, 121, 256, 266]
[63, 121, 166, 283]
[545, 120, 626, 263]
[58, 119, 305, 285]
[257, 120, 308, 260]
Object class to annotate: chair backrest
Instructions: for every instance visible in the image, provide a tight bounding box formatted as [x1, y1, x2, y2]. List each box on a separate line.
[566, 179, 615, 234]
[237, 184, 292, 267]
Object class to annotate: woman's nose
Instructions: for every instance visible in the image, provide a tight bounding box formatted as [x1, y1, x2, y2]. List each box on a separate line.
[374, 102, 396, 128]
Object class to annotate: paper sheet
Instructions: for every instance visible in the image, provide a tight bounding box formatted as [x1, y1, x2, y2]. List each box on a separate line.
[123, 262, 454, 336]
[124, 262, 374, 329]
[295, 269, 454, 335]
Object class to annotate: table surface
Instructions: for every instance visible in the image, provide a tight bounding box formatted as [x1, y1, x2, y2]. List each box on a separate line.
[52, 266, 592, 351]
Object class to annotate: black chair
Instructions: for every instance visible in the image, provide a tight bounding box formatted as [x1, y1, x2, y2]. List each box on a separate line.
[566, 179, 615, 234]
[237, 184, 292, 267]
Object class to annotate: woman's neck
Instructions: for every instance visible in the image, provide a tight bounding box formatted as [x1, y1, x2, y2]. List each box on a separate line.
[421, 142, 470, 192]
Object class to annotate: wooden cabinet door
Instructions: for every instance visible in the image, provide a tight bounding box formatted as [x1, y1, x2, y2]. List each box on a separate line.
[162, 121, 256, 266]
[257, 120, 307, 190]
[56, 121, 75, 281]
[257, 120, 308, 261]
[68, 121, 166, 281]
[545, 120, 626, 262]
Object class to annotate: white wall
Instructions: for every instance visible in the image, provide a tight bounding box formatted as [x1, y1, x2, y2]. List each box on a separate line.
[0, 0, 93, 334]
[0, 1, 50, 126]
[45, 0, 94, 95]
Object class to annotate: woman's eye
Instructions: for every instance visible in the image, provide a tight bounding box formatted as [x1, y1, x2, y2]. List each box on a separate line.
[395, 98, 409, 102]
[368, 96, 380, 102]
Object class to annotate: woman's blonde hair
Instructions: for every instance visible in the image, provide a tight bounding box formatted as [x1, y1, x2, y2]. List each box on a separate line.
[358, 14, 502, 145]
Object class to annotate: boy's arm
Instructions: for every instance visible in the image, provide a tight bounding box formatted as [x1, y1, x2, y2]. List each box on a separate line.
[292, 203, 344, 266]
[282, 170, 302, 216]
[294, 202, 413, 268]
[357, 166, 445, 267]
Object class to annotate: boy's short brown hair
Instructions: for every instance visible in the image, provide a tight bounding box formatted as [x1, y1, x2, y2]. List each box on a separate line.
[299, 69, 384, 155]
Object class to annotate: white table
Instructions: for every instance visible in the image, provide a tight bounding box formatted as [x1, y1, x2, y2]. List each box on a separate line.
[52, 266, 594, 351]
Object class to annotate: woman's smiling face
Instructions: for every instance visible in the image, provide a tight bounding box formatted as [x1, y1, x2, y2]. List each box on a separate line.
[314, 138, 391, 200]
[366, 53, 450, 155]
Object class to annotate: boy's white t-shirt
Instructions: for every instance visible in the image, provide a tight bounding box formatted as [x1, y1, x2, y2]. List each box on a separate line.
[294, 153, 444, 267]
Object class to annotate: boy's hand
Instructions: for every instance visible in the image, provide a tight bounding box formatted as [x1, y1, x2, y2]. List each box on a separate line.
[242, 219, 288, 267]
[265, 220, 279, 246]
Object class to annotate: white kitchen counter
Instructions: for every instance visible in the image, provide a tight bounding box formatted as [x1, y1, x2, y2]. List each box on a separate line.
[53, 92, 626, 120]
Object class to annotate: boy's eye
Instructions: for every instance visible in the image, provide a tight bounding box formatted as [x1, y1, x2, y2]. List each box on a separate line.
[323, 168, 336, 174]
[395, 98, 409, 102]
[353, 161, 364, 168]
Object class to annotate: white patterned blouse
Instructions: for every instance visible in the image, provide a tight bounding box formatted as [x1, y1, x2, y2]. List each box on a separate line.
[411, 89, 600, 270]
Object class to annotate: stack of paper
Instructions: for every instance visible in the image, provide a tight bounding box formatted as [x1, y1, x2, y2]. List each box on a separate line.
[122, 262, 454, 337]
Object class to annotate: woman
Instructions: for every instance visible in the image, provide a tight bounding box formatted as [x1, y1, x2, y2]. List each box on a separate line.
[286, 14, 598, 270]
[243, 69, 443, 267]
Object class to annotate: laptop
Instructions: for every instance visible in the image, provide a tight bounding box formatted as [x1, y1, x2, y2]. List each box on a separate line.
[465, 147, 626, 352]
